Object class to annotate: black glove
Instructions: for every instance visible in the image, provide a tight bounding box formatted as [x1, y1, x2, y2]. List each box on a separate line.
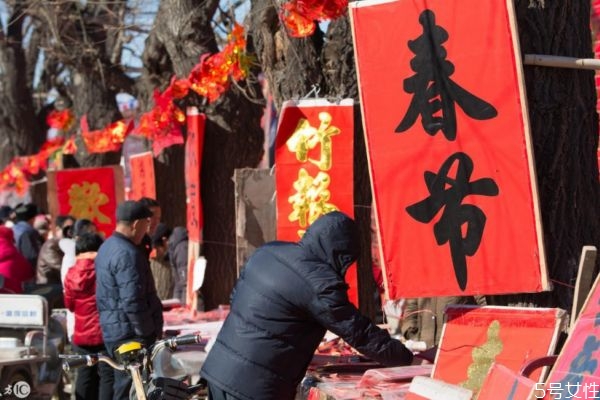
[147, 377, 189, 400]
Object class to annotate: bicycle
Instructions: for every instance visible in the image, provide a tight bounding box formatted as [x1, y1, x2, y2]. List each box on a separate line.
[59, 333, 206, 400]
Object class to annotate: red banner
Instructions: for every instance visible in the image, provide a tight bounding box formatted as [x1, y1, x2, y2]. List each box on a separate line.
[49, 166, 124, 238]
[275, 99, 357, 304]
[185, 108, 206, 243]
[350, 0, 548, 298]
[543, 274, 600, 399]
[432, 306, 564, 394]
[129, 152, 156, 201]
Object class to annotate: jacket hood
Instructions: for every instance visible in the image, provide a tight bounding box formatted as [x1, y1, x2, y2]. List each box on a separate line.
[66, 257, 96, 293]
[299, 211, 359, 276]
[168, 227, 188, 248]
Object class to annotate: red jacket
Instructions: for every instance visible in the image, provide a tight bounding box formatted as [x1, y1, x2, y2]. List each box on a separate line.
[0, 226, 33, 293]
[64, 254, 103, 346]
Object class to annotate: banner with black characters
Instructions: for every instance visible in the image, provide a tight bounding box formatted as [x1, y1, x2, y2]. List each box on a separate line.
[350, 0, 549, 298]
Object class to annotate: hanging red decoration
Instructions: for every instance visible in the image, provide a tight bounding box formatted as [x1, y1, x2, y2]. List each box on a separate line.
[81, 116, 133, 153]
[47, 109, 75, 131]
[280, 0, 348, 37]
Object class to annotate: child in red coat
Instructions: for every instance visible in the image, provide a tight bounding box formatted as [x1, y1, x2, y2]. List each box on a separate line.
[64, 232, 113, 400]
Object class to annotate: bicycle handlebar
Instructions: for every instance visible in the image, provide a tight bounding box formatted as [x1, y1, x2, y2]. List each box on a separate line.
[60, 333, 202, 374]
[60, 354, 125, 372]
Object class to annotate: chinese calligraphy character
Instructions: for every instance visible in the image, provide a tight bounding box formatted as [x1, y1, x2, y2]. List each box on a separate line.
[558, 335, 600, 394]
[286, 112, 340, 171]
[406, 152, 499, 289]
[395, 9, 497, 141]
[288, 168, 338, 236]
[68, 181, 111, 224]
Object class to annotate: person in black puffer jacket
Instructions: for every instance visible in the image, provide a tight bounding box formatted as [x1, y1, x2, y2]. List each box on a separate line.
[200, 211, 413, 400]
[95, 201, 163, 400]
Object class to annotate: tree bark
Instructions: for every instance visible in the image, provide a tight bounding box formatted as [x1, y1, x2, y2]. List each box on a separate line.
[0, 5, 45, 167]
[142, 0, 266, 309]
[489, 1, 600, 310]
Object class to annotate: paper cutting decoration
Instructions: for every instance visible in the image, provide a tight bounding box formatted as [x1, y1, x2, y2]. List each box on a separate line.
[47, 166, 125, 238]
[432, 306, 565, 397]
[275, 99, 357, 304]
[129, 152, 156, 201]
[350, 0, 548, 298]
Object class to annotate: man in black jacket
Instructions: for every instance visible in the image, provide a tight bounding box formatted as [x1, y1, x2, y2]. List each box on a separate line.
[95, 200, 164, 400]
[200, 211, 413, 400]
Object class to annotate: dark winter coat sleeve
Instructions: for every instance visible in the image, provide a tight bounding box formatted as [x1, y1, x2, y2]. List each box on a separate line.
[306, 269, 413, 366]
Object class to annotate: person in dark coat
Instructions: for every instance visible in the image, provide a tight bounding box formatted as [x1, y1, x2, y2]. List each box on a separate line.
[64, 232, 113, 400]
[138, 197, 161, 259]
[200, 211, 413, 400]
[12, 203, 43, 270]
[95, 200, 163, 400]
[167, 227, 188, 304]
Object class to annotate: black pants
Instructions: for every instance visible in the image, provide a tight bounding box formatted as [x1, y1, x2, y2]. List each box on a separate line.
[207, 381, 242, 400]
[105, 337, 155, 400]
[71, 344, 114, 400]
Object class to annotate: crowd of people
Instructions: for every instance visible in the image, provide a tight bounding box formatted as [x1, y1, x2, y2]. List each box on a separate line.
[0, 201, 418, 400]
[0, 198, 191, 400]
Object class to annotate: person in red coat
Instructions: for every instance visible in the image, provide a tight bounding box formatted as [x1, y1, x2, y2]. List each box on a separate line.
[0, 225, 33, 293]
[64, 232, 113, 400]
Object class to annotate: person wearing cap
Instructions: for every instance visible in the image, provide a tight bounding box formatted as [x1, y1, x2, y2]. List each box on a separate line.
[95, 200, 163, 400]
[138, 197, 162, 259]
[12, 202, 44, 270]
[148, 223, 174, 300]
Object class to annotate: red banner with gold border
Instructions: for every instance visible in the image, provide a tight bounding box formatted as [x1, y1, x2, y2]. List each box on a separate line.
[350, 0, 549, 298]
[129, 152, 156, 201]
[275, 99, 357, 304]
[47, 166, 124, 238]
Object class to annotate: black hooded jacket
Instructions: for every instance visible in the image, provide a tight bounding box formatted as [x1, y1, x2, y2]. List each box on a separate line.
[200, 211, 413, 400]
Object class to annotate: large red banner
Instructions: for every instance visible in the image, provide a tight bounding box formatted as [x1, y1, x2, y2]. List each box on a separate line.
[185, 108, 206, 242]
[49, 166, 124, 238]
[350, 0, 549, 298]
[128, 151, 156, 201]
[275, 99, 357, 304]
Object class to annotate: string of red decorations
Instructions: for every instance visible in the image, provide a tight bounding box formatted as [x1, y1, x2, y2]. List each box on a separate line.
[280, 0, 348, 38]
[0, 23, 248, 194]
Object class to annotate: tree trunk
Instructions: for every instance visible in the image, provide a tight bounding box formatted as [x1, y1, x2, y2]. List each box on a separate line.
[490, 1, 600, 311]
[142, 0, 266, 309]
[0, 5, 45, 167]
